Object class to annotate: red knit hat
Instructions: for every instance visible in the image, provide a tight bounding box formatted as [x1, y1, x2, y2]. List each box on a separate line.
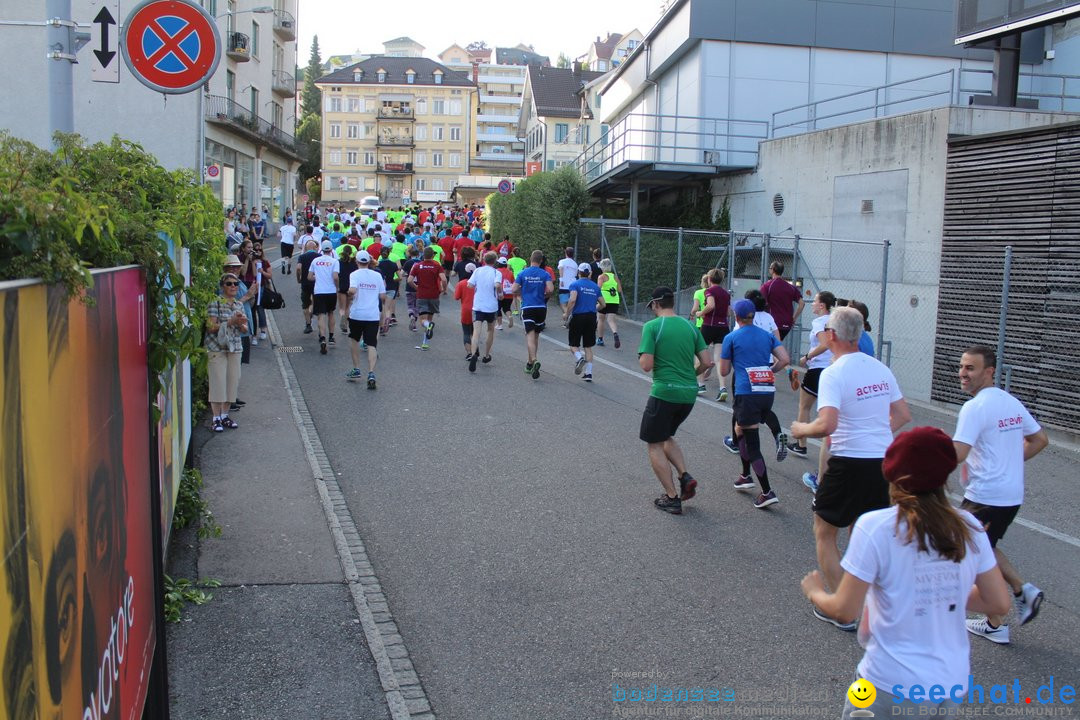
[883, 426, 958, 494]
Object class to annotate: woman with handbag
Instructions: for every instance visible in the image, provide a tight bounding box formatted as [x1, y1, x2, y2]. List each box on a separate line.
[251, 241, 273, 343]
[206, 273, 249, 432]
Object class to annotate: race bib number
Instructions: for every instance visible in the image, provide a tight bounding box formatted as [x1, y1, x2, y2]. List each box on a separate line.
[746, 366, 775, 393]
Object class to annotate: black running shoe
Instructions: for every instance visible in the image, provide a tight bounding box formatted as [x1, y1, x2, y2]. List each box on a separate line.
[679, 472, 697, 501]
[531, 361, 541, 379]
[469, 353, 478, 372]
[367, 372, 376, 390]
[788, 443, 808, 458]
[653, 494, 682, 515]
[481, 355, 492, 364]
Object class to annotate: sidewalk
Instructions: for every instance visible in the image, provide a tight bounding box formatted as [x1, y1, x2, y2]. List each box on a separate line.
[165, 330, 391, 719]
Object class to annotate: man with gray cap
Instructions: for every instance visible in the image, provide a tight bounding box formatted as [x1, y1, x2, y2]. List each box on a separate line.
[346, 250, 386, 389]
[308, 239, 340, 355]
[561, 262, 606, 382]
[719, 298, 790, 509]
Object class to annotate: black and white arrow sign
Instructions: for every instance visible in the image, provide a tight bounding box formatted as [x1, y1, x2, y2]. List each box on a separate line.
[91, 1, 119, 83]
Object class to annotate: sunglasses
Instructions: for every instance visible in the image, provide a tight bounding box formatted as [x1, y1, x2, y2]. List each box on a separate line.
[222, 281, 240, 287]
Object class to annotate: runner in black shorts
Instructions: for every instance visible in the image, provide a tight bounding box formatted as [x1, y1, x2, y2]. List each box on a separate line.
[639, 396, 694, 443]
[813, 457, 889, 528]
[959, 500, 1020, 548]
[511, 250, 553, 380]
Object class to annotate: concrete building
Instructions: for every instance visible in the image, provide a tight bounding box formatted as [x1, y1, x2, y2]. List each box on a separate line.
[521, 66, 607, 174]
[383, 37, 425, 59]
[0, 0, 301, 216]
[578, 31, 644, 72]
[315, 56, 477, 205]
[439, 46, 527, 177]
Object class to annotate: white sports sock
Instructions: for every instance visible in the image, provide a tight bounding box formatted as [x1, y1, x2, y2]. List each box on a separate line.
[575, 351, 583, 360]
[585, 362, 593, 374]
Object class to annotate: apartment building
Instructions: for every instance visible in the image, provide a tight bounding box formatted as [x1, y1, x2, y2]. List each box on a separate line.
[578, 31, 643, 72]
[520, 66, 606, 173]
[438, 45, 527, 177]
[315, 57, 477, 205]
[0, 0, 302, 215]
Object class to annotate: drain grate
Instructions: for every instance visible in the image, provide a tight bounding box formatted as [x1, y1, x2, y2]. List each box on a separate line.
[277, 346, 304, 353]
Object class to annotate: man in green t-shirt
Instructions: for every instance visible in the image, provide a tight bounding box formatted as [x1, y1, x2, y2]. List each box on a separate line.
[638, 286, 712, 515]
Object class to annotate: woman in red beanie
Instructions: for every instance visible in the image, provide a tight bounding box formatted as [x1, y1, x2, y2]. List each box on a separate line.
[801, 426, 1011, 718]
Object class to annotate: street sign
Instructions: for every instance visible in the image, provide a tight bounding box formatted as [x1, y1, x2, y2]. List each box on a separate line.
[525, 161, 542, 177]
[402, 191, 412, 204]
[121, 0, 221, 94]
[497, 179, 512, 195]
[204, 163, 220, 181]
[91, 1, 119, 83]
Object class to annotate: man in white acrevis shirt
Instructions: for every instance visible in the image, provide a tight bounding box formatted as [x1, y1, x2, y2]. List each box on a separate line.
[791, 306, 911, 631]
[466, 251, 503, 373]
[953, 345, 1049, 645]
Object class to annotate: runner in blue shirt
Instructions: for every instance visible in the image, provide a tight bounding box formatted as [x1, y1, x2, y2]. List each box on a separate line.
[720, 299, 790, 509]
[561, 264, 606, 382]
[510, 250, 554, 379]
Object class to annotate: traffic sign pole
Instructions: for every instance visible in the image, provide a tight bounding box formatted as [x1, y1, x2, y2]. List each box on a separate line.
[47, 0, 76, 142]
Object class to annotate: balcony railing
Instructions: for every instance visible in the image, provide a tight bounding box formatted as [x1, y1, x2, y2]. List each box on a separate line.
[272, 9, 296, 40]
[377, 106, 415, 120]
[376, 162, 413, 174]
[272, 69, 295, 97]
[226, 31, 250, 61]
[376, 134, 414, 147]
[205, 94, 300, 158]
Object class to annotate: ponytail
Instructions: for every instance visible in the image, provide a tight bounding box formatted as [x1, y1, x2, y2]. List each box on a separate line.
[890, 484, 977, 563]
[850, 300, 872, 332]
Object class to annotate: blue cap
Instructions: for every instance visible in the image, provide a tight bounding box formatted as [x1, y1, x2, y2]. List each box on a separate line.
[733, 299, 756, 318]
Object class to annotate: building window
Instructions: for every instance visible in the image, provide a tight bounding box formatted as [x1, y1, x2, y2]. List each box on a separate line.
[415, 125, 427, 141]
[251, 21, 259, 58]
[547, 159, 555, 171]
[329, 149, 341, 164]
[348, 97, 361, 112]
[353, 70, 364, 82]
[347, 151, 358, 165]
[595, 92, 601, 108]
[627, 39, 638, 51]
[582, 125, 590, 144]
[347, 122, 359, 139]
[449, 126, 461, 141]
[406, 70, 415, 84]
[364, 152, 376, 165]
[328, 96, 342, 112]
[555, 123, 569, 143]
[449, 99, 462, 115]
[416, 98, 427, 115]
[432, 125, 444, 141]
[601, 124, 609, 146]
[433, 71, 443, 85]
[364, 123, 375, 138]
[432, 152, 443, 167]
[449, 153, 460, 167]
[433, 178, 444, 190]
[432, 99, 445, 115]
[329, 123, 341, 138]
[416, 178, 426, 190]
[348, 177, 359, 190]
[250, 86, 258, 116]
[377, 69, 387, 82]
[414, 151, 426, 167]
[365, 177, 376, 191]
[597, 60, 607, 71]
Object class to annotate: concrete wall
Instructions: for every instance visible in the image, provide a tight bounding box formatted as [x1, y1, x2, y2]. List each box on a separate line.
[711, 106, 1080, 402]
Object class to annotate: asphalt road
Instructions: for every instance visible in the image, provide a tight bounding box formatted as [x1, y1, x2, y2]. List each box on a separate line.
[270, 267, 1080, 719]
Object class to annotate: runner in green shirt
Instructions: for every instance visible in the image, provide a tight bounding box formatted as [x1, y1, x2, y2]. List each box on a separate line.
[637, 286, 711, 515]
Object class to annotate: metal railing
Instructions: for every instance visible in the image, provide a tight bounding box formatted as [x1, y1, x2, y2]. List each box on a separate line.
[376, 162, 413, 173]
[226, 31, 250, 59]
[376, 134, 414, 147]
[204, 95, 297, 154]
[573, 113, 769, 183]
[272, 9, 296, 38]
[377, 106, 414, 119]
[271, 69, 295, 96]
[959, 68, 1080, 112]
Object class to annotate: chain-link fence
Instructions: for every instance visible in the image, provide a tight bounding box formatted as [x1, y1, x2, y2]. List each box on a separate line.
[576, 220, 947, 405]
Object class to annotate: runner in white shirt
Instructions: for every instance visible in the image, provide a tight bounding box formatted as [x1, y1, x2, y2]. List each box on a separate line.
[345, 250, 386, 389]
[307, 240, 340, 355]
[279, 219, 297, 275]
[791, 306, 911, 631]
[953, 345, 1049, 644]
[790, 291, 838, 459]
[465, 251, 503, 372]
[802, 426, 1010, 718]
[311, 221, 325, 245]
[556, 247, 579, 312]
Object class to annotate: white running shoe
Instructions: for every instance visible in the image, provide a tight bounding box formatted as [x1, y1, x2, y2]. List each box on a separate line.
[966, 616, 1010, 644]
[1015, 583, 1044, 625]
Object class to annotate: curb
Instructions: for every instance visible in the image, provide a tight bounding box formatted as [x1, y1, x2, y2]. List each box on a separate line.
[267, 311, 435, 720]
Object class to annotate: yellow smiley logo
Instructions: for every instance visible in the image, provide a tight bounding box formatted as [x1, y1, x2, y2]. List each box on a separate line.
[847, 678, 876, 708]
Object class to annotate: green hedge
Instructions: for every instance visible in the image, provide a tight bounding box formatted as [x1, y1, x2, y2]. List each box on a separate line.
[0, 132, 225, 418]
[484, 166, 590, 262]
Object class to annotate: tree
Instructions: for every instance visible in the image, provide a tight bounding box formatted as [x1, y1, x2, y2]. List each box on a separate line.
[466, 40, 488, 52]
[301, 35, 323, 120]
[556, 53, 572, 69]
[295, 113, 321, 184]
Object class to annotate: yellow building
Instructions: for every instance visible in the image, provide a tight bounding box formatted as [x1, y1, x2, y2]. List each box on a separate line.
[315, 57, 477, 206]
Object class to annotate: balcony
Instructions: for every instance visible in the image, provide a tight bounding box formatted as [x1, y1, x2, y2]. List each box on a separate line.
[376, 162, 413, 174]
[204, 95, 302, 160]
[477, 132, 522, 143]
[477, 74, 524, 85]
[376, 134, 414, 147]
[272, 9, 296, 40]
[477, 113, 519, 124]
[477, 95, 522, 105]
[474, 152, 525, 163]
[226, 31, 250, 62]
[272, 70, 295, 97]
[377, 106, 415, 121]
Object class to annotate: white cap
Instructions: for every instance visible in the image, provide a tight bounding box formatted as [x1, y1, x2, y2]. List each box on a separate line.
[357, 250, 372, 263]
[320, 240, 333, 251]
[496, 257, 507, 265]
[578, 262, 591, 274]
[465, 263, 477, 273]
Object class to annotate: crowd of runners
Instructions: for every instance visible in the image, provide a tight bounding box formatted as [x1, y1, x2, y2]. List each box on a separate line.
[238, 203, 1053, 716]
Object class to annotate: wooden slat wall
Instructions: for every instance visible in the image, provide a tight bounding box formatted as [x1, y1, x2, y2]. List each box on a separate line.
[933, 122, 1080, 432]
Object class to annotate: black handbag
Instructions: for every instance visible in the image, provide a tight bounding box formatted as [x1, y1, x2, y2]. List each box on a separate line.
[260, 280, 285, 310]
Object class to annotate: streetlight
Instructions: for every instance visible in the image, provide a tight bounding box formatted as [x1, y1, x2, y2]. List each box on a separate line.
[198, 5, 276, 185]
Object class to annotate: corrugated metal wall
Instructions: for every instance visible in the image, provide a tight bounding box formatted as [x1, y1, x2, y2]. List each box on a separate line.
[933, 121, 1080, 432]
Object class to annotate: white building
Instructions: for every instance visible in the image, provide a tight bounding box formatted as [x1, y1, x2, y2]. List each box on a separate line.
[521, 66, 607, 174]
[0, 0, 301, 217]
